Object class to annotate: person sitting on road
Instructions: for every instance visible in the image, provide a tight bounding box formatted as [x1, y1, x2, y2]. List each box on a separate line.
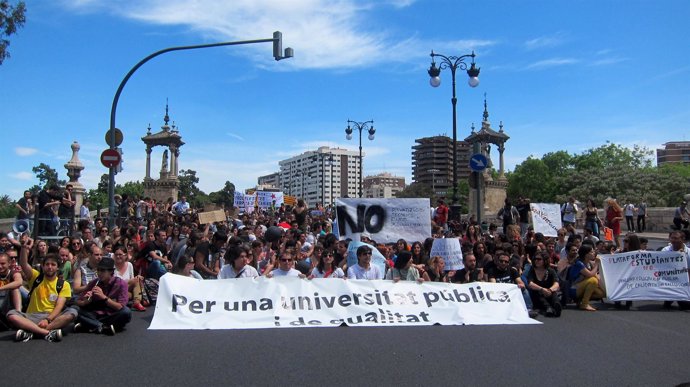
[426, 255, 449, 282]
[347, 245, 383, 280]
[487, 251, 534, 315]
[309, 250, 345, 279]
[173, 252, 203, 279]
[450, 253, 483, 284]
[526, 252, 562, 317]
[73, 244, 103, 297]
[661, 230, 690, 310]
[385, 251, 427, 282]
[6, 238, 77, 342]
[74, 257, 131, 335]
[0, 252, 24, 328]
[218, 245, 259, 279]
[266, 248, 305, 278]
[570, 244, 605, 311]
[113, 244, 147, 312]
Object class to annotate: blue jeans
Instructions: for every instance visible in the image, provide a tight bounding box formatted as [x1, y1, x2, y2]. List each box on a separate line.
[147, 260, 167, 280]
[585, 220, 600, 238]
[77, 306, 132, 331]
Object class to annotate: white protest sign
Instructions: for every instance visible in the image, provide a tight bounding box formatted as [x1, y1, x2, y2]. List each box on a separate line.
[430, 238, 464, 271]
[336, 198, 431, 243]
[346, 241, 386, 279]
[244, 194, 256, 214]
[234, 191, 245, 208]
[256, 191, 284, 209]
[599, 250, 690, 301]
[149, 274, 539, 330]
[529, 203, 563, 237]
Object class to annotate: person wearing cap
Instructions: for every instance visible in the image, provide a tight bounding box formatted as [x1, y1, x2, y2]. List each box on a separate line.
[347, 245, 383, 280]
[7, 238, 77, 342]
[74, 256, 131, 335]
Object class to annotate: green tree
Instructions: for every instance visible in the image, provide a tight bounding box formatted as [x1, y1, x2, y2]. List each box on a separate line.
[395, 182, 433, 201]
[85, 174, 109, 209]
[506, 157, 555, 201]
[30, 163, 65, 192]
[117, 180, 144, 199]
[208, 181, 235, 209]
[178, 169, 208, 207]
[0, 194, 16, 218]
[0, 0, 25, 65]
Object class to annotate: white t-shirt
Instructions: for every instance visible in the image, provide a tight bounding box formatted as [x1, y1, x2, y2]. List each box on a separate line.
[271, 268, 302, 277]
[310, 267, 345, 279]
[218, 264, 259, 279]
[347, 264, 383, 280]
[114, 262, 135, 281]
[624, 204, 635, 217]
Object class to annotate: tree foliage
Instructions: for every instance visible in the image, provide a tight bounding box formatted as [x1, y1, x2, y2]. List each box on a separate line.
[29, 163, 66, 193]
[395, 182, 434, 201]
[208, 181, 235, 209]
[178, 169, 208, 208]
[508, 143, 689, 207]
[0, 0, 26, 65]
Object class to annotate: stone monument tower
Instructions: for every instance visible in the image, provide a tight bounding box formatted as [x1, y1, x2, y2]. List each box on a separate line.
[464, 96, 510, 219]
[142, 103, 184, 204]
[64, 141, 86, 217]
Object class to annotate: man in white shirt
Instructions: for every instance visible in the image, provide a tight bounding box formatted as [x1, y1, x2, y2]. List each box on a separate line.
[661, 230, 690, 310]
[266, 248, 305, 278]
[347, 245, 383, 280]
[172, 196, 190, 218]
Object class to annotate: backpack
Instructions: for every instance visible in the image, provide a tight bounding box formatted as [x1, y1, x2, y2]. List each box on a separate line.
[501, 206, 513, 223]
[22, 273, 65, 313]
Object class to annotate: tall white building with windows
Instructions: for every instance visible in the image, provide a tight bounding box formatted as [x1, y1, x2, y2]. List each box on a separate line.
[278, 146, 362, 206]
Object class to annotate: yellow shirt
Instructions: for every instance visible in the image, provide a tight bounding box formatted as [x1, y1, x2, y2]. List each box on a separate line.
[26, 269, 72, 314]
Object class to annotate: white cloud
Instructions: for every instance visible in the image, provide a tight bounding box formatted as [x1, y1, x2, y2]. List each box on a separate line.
[62, 0, 496, 70]
[226, 132, 245, 141]
[15, 147, 38, 156]
[525, 58, 578, 70]
[10, 171, 34, 180]
[524, 33, 565, 50]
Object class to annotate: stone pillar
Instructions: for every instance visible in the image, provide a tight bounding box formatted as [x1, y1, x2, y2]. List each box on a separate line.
[169, 145, 177, 177]
[498, 143, 507, 181]
[64, 141, 85, 217]
[145, 146, 152, 180]
[173, 148, 180, 176]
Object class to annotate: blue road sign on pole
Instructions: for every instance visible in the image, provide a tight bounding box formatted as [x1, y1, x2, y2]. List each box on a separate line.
[469, 153, 488, 172]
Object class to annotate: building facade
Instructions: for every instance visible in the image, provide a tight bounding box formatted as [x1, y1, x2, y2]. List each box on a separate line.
[277, 146, 361, 206]
[363, 172, 405, 198]
[257, 172, 280, 189]
[411, 135, 471, 198]
[657, 141, 690, 166]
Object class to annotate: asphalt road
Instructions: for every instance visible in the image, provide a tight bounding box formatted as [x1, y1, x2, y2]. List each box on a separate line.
[2, 299, 689, 387]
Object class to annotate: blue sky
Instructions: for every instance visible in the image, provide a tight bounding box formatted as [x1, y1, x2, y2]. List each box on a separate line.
[1, 0, 689, 199]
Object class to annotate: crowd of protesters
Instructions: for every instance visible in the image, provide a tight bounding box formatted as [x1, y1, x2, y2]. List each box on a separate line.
[1, 191, 689, 343]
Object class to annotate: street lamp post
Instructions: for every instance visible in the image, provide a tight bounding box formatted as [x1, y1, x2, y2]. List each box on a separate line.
[345, 120, 375, 198]
[106, 31, 293, 228]
[427, 50, 480, 222]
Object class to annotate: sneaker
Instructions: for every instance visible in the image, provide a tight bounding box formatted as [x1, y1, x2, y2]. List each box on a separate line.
[44, 329, 62, 342]
[553, 303, 562, 318]
[15, 329, 33, 342]
[132, 302, 146, 312]
[97, 324, 116, 336]
[73, 323, 85, 333]
[545, 307, 555, 317]
[528, 309, 539, 319]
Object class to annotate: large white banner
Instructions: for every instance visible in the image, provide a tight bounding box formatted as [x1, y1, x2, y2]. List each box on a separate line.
[429, 238, 464, 271]
[244, 194, 256, 214]
[336, 198, 431, 243]
[599, 250, 690, 301]
[529, 203, 563, 237]
[149, 274, 539, 329]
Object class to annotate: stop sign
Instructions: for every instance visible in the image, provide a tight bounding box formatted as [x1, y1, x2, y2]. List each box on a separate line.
[101, 149, 121, 168]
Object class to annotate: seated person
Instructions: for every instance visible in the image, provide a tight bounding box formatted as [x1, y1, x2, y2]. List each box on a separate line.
[450, 253, 483, 284]
[218, 246, 259, 279]
[266, 248, 305, 278]
[570, 245, 605, 311]
[0, 252, 23, 328]
[384, 251, 427, 282]
[347, 245, 383, 280]
[526, 252, 562, 317]
[6, 239, 77, 342]
[75, 257, 131, 335]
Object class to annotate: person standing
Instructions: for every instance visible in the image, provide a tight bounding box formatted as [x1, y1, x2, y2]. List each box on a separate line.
[515, 196, 531, 238]
[672, 202, 690, 230]
[623, 201, 636, 232]
[434, 199, 449, 230]
[37, 185, 62, 237]
[498, 199, 519, 235]
[605, 198, 624, 249]
[561, 197, 579, 235]
[636, 200, 647, 233]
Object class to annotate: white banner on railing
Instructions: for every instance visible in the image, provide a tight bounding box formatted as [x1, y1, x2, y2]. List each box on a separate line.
[599, 250, 690, 301]
[335, 198, 431, 243]
[149, 274, 538, 329]
[529, 203, 563, 237]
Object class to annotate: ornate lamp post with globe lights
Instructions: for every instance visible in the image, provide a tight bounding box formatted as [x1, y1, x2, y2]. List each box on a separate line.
[427, 50, 480, 221]
[345, 120, 375, 198]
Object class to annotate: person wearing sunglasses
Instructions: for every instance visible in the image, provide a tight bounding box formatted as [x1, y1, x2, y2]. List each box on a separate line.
[347, 245, 383, 280]
[265, 248, 305, 278]
[309, 251, 344, 279]
[75, 257, 131, 335]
